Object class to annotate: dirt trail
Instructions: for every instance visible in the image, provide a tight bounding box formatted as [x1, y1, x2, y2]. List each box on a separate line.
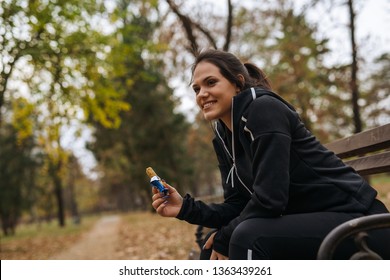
[51, 215, 122, 260]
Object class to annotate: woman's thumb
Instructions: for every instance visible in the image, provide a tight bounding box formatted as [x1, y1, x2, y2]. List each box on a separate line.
[162, 181, 175, 192]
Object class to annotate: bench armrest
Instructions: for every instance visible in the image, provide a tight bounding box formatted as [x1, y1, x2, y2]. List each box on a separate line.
[317, 213, 390, 259]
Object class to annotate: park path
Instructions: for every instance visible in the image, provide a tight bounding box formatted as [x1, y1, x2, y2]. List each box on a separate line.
[51, 215, 122, 260]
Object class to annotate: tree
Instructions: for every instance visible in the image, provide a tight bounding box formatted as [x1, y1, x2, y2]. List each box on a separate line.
[307, 0, 389, 134]
[361, 52, 390, 126]
[0, 98, 36, 235]
[1, 0, 129, 227]
[88, 0, 192, 211]
[347, 0, 362, 133]
[261, 6, 340, 139]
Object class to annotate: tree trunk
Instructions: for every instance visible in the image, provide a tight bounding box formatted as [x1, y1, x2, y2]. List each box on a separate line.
[68, 166, 80, 224]
[49, 161, 66, 227]
[347, 0, 362, 133]
[54, 173, 66, 227]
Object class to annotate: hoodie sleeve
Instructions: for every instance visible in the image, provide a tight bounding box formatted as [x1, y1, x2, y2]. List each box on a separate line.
[213, 95, 294, 256]
[176, 136, 248, 228]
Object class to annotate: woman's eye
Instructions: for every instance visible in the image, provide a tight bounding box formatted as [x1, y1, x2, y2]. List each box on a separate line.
[207, 79, 216, 86]
[193, 87, 200, 94]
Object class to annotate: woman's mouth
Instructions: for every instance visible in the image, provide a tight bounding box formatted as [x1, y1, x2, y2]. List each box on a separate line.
[203, 101, 216, 109]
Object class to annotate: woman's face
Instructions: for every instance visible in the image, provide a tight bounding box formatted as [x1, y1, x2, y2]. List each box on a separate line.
[192, 61, 239, 126]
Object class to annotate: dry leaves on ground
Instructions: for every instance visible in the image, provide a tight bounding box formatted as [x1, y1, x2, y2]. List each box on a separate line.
[116, 212, 199, 260]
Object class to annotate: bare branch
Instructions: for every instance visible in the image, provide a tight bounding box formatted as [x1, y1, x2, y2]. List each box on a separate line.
[165, 0, 199, 56]
[192, 21, 218, 50]
[223, 0, 233, 51]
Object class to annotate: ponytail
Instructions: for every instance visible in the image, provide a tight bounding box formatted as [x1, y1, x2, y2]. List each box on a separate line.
[243, 62, 272, 90]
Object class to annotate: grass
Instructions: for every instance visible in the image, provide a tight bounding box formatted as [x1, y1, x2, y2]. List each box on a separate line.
[1, 214, 100, 241]
[370, 174, 390, 209]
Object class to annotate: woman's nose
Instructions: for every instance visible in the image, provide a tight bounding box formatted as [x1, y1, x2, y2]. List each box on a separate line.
[198, 88, 209, 97]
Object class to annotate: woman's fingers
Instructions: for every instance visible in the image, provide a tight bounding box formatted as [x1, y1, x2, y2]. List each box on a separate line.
[152, 196, 166, 209]
[155, 200, 168, 215]
[203, 231, 216, 250]
[152, 187, 159, 194]
[210, 250, 218, 260]
[203, 232, 229, 260]
[210, 249, 228, 260]
[152, 192, 166, 202]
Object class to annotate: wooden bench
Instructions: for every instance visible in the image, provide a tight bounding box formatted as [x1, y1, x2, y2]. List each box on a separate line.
[189, 123, 390, 260]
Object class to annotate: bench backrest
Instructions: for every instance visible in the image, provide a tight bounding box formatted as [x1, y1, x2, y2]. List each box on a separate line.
[324, 123, 390, 176]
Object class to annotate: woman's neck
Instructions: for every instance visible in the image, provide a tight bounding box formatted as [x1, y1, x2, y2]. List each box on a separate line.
[220, 117, 232, 131]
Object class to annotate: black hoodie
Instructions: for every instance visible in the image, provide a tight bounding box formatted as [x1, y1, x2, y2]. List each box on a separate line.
[177, 87, 377, 256]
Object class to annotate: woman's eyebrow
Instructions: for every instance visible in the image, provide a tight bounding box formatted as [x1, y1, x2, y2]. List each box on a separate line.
[192, 75, 214, 88]
[197, 76, 213, 84]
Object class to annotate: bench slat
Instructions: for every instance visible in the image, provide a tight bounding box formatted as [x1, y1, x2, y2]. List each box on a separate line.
[345, 150, 390, 176]
[324, 123, 390, 159]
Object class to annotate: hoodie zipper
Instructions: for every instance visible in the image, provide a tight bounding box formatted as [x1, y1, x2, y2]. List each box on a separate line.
[230, 99, 253, 195]
[214, 99, 253, 195]
[214, 122, 233, 160]
[214, 122, 235, 187]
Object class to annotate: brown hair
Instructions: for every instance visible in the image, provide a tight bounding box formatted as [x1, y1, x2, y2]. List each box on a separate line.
[191, 49, 271, 91]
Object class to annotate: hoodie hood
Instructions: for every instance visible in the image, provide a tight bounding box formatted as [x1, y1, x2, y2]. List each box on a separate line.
[231, 87, 296, 130]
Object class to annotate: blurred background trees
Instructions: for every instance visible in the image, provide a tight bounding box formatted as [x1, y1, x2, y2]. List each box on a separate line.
[1, 0, 388, 235]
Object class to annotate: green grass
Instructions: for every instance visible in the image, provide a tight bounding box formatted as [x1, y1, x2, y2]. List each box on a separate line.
[0, 214, 104, 260]
[371, 173, 390, 184]
[370, 174, 390, 209]
[0, 214, 100, 242]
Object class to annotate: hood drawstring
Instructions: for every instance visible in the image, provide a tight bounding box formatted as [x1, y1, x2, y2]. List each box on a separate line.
[226, 163, 235, 188]
[214, 122, 236, 188]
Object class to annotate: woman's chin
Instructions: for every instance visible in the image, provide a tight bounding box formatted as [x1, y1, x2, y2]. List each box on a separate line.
[202, 112, 217, 122]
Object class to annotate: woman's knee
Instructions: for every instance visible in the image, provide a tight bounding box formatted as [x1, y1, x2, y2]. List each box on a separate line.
[230, 219, 271, 259]
[230, 219, 254, 247]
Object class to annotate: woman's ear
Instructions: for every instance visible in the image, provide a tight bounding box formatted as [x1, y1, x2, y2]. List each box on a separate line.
[236, 74, 245, 92]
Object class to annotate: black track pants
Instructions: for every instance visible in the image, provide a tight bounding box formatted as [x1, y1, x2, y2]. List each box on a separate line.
[229, 200, 390, 260]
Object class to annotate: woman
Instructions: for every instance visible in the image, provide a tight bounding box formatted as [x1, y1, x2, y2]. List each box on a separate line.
[151, 49, 390, 260]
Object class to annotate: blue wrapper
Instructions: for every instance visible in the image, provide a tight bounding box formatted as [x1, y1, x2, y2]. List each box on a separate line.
[150, 176, 168, 195]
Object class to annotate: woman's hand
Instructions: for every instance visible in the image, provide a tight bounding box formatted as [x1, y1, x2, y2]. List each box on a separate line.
[203, 231, 229, 260]
[151, 182, 183, 217]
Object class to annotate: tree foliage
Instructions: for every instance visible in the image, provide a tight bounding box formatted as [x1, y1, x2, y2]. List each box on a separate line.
[0, 0, 129, 232]
[88, 0, 192, 211]
[0, 98, 37, 235]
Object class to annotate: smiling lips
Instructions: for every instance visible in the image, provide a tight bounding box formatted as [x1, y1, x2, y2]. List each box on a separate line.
[202, 101, 216, 110]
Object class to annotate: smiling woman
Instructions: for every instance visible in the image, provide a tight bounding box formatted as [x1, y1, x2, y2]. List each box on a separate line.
[149, 49, 390, 260]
